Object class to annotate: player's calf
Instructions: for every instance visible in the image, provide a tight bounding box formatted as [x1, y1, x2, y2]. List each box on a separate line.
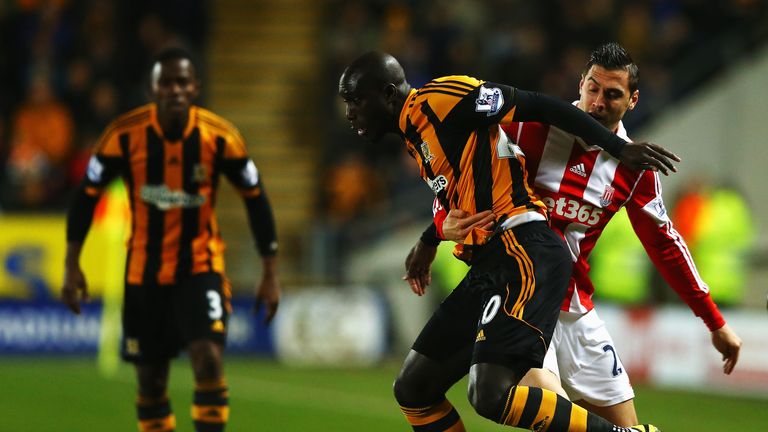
[192, 378, 229, 432]
[137, 392, 176, 432]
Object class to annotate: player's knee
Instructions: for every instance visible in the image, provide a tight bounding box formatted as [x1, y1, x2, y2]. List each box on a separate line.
[468, 380, 508, 421]
[393, 371, 419, 405]
[188, 340, 223, 381]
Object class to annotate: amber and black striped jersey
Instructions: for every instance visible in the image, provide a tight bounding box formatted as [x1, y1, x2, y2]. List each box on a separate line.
[399, 76, 546, 227]
[80, 103, 272, 285]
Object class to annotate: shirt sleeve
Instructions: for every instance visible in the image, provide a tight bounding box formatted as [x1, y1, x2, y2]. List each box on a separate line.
[626, 170, 725, 331]
[433, 78, 518, 128]
[82, 127, 125, 196]
[217, 132, 278, 255]
[219, 131, 263, 198]
[421, 197, 446, 246]
[67, 125, 125, 242]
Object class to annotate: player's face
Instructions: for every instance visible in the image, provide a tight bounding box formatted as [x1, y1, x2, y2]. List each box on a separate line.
[151, 58, 200, 119]
[578, 65, 638, 131]
[338, 71, 397, 142]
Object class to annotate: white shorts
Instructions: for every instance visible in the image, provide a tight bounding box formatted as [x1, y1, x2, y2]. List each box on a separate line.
[542, 309, 634, 407]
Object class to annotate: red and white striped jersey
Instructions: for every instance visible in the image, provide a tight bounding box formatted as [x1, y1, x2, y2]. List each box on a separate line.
[498, 120, 724, 330]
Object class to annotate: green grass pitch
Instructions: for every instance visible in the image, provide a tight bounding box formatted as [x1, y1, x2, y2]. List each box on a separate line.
[0, 357, 765, 431]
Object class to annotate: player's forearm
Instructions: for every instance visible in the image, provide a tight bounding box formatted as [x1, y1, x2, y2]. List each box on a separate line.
[641, 235, 725, 330]
[420, 222, 442, 246]
[65, 241, 84, 267]
[244, 193, 278, 256]
[512, 89, 625, 157]
[261, 255, 278, 278]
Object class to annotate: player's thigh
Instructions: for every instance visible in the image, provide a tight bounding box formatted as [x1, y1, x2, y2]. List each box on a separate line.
[173, 272, 231, 346]
[519, 319, 568, 397]
[471, 223, 571, 376]
[411, 276, 479, 364]
[398, 276, 478, 399]
[556, 309, 634, 408]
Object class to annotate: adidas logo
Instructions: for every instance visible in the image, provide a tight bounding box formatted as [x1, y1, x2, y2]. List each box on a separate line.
[476, 329, 486, 342]
[569, 163, 587, 177]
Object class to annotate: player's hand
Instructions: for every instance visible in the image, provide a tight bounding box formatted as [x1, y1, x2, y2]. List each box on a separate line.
[403, 240, 437, 296]
[441, 209, 496, 242]
[254, 273, 281, 324]
[618, 142, 681, 175]
[711, 323, 742, 374]
[62, 262, 89, 315]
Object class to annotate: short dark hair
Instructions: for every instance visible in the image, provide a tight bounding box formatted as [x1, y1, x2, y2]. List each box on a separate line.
[583, 42, 639, 93]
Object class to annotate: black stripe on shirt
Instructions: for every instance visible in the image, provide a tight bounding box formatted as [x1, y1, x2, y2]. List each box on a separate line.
[119, 133, 135, 283]
[508, 157, 530, 208]
[176, 127, 202, 280]
[142, 126, 164, 285]
[472, 126, 494, 212]
[418, 89, 468, 99]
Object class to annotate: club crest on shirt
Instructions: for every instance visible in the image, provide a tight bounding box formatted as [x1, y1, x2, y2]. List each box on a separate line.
[420, 141, 435, 163]
[125, 338, 140, 356]
[475, 86, 504, 116]
[599, 185, 615, 207]
[192, 164, 208, 183]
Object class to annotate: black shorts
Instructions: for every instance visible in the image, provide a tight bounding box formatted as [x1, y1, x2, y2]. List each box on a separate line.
[121, 272, 232, 364]
[412, 221, 572, 377]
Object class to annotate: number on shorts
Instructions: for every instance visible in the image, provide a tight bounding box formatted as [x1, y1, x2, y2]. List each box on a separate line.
[602, 344, 623, 377]
[481, 295, 502, 325]
[207, 290, 223, 320]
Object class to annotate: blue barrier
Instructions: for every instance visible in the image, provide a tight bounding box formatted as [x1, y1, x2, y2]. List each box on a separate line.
[0, 298, 274, 355]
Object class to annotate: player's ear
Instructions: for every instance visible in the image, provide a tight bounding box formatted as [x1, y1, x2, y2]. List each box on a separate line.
[628, 89, 639, 110]
[383, 83, 397, 99]
[578, 76, 585, 95]
[383, 83, 399, 109]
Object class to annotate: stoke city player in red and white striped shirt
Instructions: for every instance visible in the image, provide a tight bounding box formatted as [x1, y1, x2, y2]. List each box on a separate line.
[405, 42, 742, 427]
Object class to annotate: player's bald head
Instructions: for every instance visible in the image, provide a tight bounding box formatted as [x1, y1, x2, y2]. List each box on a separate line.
[339, 51, 407, 95]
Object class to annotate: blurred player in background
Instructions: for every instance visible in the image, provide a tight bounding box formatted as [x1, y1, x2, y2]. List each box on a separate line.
[340, 51, 678, 432]
[405, 42, 742, 427]
[62, 47, 281, 432]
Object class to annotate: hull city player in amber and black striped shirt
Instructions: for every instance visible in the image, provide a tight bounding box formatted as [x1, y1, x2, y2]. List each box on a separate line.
[411, 43, 741, 429]
[62, 48, 280, 432]
[339, 52, 678, 432]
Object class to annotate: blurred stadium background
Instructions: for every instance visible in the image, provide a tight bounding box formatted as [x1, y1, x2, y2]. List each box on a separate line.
[1, 0, 767, 430]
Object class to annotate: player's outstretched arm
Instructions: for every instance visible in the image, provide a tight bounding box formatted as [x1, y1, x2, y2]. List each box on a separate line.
[512, 89, 680, 173]
[711, 323, 742, 375]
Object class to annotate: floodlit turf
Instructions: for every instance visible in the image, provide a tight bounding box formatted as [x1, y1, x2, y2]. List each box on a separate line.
[0, 357, 765, 431]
